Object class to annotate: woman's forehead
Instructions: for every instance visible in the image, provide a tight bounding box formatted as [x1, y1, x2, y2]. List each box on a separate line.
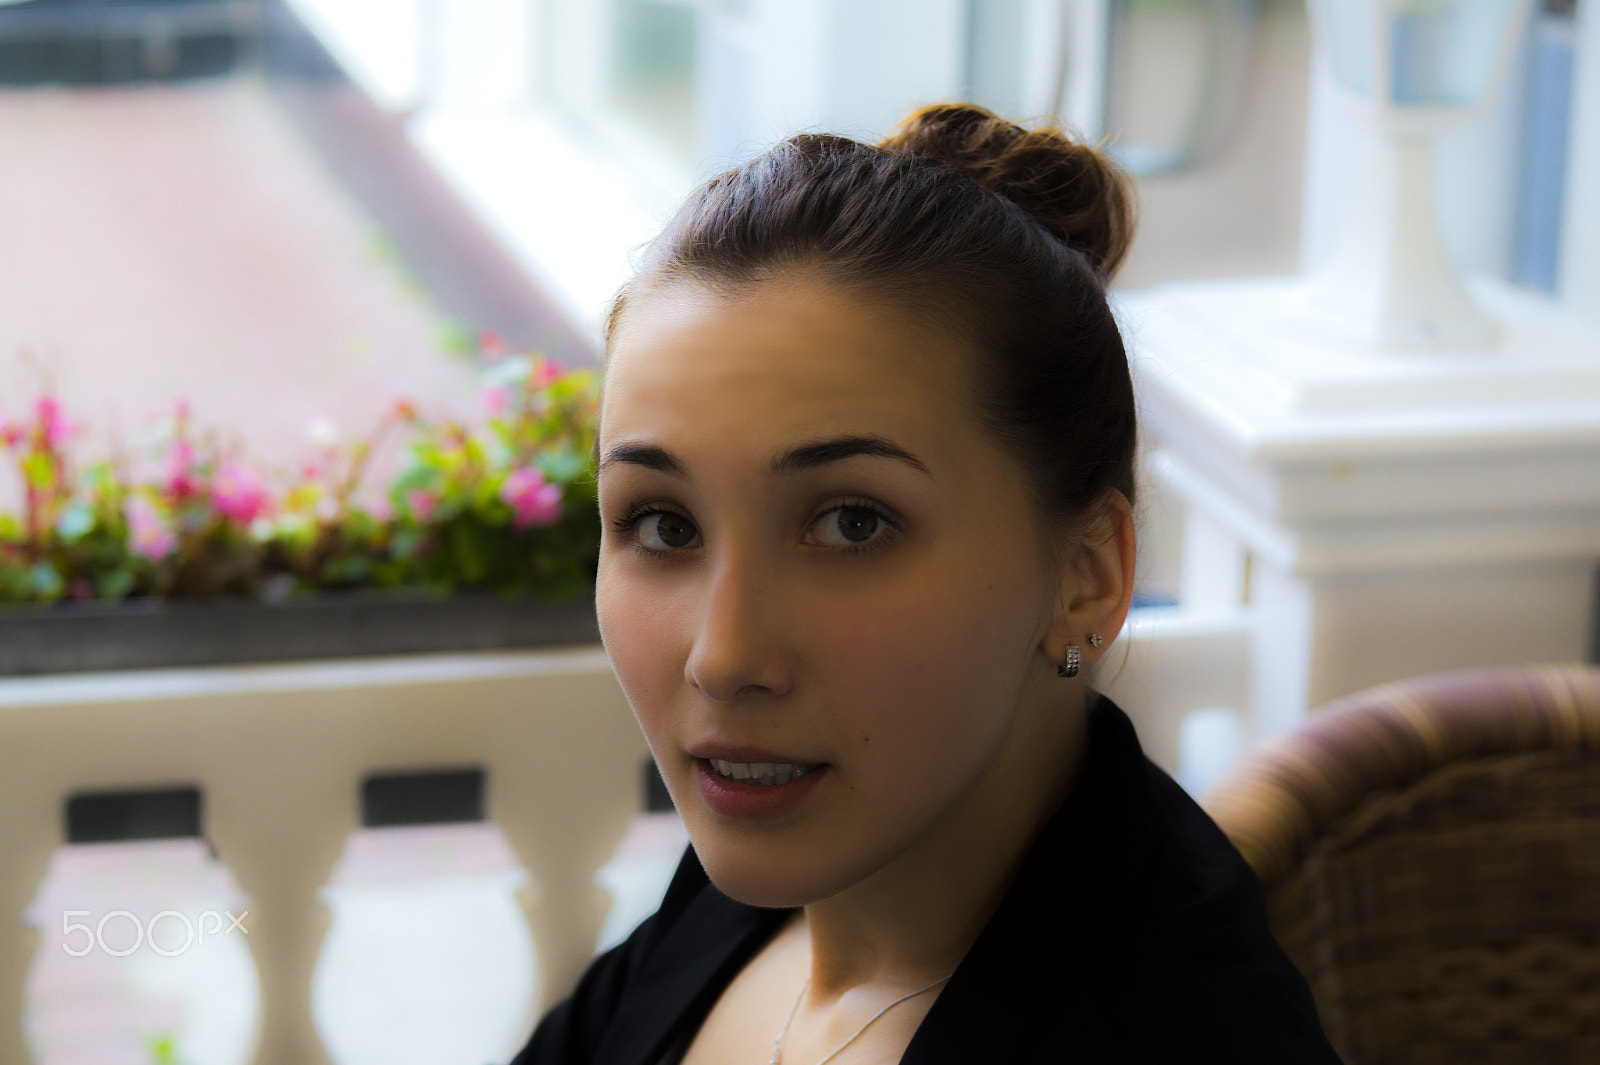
[600, 278, 973, 452]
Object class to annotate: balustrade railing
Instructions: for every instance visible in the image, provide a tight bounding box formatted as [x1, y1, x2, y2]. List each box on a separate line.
[0, 648, 644, 1065]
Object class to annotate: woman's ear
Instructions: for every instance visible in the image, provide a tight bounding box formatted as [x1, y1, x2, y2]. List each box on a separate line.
[1044, 489, 1136, 668]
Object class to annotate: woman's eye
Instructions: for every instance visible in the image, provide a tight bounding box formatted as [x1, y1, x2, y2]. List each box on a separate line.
[616, 503, 891, 555]
[811, 505, 887, 548]
[636, 511, 700, 551]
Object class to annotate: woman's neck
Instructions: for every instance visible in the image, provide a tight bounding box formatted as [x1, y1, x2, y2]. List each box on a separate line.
[798, 690, 1091, 996]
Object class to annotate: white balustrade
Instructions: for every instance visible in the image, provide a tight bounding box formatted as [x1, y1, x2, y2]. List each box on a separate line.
[0, 648, 644, 1065]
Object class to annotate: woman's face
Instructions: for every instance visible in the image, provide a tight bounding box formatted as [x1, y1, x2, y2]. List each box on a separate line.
[596, 274, 1090, 908]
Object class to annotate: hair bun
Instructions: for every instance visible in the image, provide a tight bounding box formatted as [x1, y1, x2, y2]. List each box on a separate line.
[879, 103, 1135, 279]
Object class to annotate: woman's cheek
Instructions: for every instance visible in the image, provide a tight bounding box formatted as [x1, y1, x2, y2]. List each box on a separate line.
[846, 576, 1024, 752]
[809, 590, 980, 748]
[597, 568, 684, 744]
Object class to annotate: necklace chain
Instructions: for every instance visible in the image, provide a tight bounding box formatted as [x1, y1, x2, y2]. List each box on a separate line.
[767, 973, 953, 1065]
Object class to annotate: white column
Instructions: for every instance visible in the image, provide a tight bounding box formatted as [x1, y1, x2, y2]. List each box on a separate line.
[1178, 506, 1248, 617]
[1300, 7, 1533, 282]
[1127, 276, 1600, 733]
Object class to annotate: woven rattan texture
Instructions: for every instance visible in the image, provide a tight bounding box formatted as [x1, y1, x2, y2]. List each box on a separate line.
[1205, 665, 1600, 887]
[1203, 664, 1600, 1064]
[1276, 750, 1600, 1064]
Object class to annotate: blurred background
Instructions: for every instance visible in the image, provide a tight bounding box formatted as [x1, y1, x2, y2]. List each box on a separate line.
[0, 1, 1596, 1063]
[0, 0, 1586, 546]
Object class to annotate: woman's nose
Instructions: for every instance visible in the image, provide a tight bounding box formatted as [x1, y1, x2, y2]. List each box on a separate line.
[685, 556, 792, 703]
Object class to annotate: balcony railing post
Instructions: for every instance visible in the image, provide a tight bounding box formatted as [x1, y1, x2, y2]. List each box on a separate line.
[208, 755, 355, 1065]
[482, 666, 645, 1019]
[0, 785, 57, 1065]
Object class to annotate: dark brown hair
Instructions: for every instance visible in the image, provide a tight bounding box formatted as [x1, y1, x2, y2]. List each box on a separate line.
[608, 102, 1138, 533]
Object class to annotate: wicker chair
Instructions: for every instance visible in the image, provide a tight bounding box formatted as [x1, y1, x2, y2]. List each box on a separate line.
[1202, 664, 1600, 1065]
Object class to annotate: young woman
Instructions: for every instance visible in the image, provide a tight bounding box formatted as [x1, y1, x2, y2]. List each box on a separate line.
[510, 104, 1342, 1065]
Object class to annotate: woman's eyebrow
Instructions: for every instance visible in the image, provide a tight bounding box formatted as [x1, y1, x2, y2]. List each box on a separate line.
[771, 435, 931, 477]
[596, 435, 930, 479]
[597, 444, 684, 477]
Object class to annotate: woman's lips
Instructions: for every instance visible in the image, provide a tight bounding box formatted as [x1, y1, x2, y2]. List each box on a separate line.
[687, 743, 820, 765]
[692, 756, 828, 820]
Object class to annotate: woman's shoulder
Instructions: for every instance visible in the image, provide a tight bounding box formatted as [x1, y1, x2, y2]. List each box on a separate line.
[1093, 758, 1343, 1061]
[901, 696, 1343, 1064]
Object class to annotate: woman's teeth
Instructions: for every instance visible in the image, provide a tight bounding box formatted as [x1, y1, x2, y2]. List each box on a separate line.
[708, 760, 817, 786]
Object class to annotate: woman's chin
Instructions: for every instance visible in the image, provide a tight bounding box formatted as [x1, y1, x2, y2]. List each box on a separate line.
[692, 841, 863, 910]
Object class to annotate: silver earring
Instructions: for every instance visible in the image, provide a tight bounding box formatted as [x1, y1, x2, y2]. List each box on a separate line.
[1087, 632, 1103, 648]
[1057, 645, 1081, 679]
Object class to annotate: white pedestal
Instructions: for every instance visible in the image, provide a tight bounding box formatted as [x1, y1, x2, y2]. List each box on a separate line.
[1121, 276, 1600, 736]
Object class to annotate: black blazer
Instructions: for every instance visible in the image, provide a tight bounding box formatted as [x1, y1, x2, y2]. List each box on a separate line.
[509, 698, 1344, 1064]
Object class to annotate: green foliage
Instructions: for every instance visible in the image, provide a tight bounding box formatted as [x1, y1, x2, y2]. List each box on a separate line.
[146, 1032, 181, 1065]
[0, 350, 601, 605]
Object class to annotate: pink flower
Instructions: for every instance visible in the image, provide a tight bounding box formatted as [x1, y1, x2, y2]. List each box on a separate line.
[213, 461, 272, 525]
[126, 497, 175, 562]
[531, 360, 563, 388]
[501, 467, 562, 530]
[34, 396, 69, 449]
[481, 385, 511, 417]
[164, 439, 204, 500]
[0, 417, 20, 448]
[406, 489, 438, 522]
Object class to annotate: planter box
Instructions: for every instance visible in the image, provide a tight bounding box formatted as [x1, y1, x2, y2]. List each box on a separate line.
[0, 590, 600, 676]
